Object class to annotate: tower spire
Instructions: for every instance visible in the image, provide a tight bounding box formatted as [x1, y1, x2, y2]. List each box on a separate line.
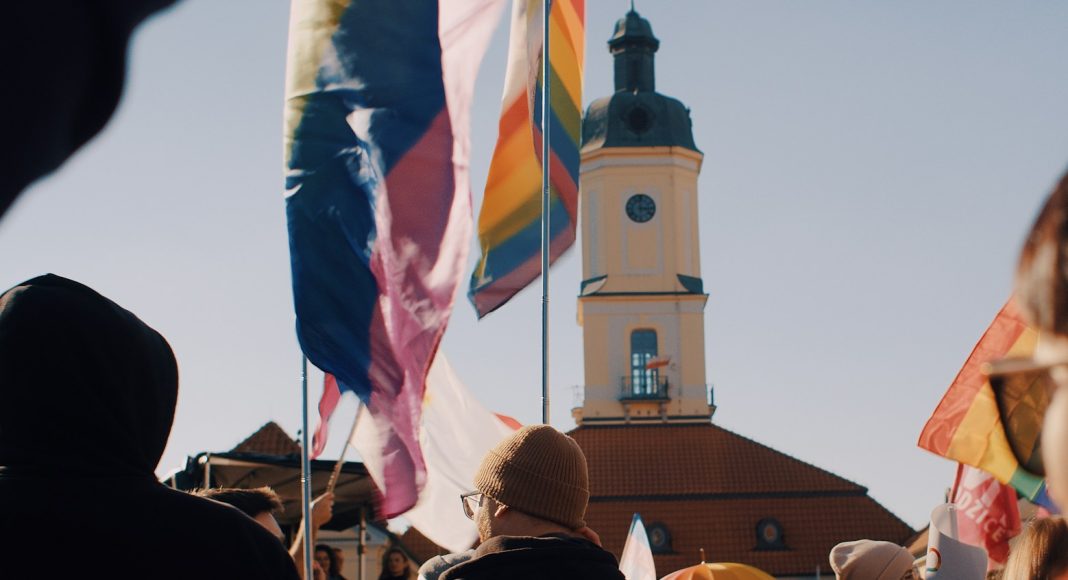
[608, 8, 659, 93]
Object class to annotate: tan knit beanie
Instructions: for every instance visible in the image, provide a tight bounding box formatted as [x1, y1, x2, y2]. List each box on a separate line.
[473, 425, 589, 529]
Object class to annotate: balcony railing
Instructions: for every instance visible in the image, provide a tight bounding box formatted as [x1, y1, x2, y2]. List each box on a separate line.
[619, 375, 669, 401]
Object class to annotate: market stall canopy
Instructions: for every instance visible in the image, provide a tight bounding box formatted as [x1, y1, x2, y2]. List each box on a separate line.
[166, 451, 375, 531]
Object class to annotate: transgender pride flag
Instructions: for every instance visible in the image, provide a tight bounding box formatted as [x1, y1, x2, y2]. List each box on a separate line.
[283, 0, 503, 517]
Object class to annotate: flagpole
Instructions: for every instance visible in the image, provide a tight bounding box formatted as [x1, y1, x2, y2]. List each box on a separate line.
[300, 355, 314, 580]
[540, 0, 552, 425]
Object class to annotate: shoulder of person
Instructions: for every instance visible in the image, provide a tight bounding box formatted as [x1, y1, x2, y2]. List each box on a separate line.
[442, 535, 623, 580]
[154, 486, 300, 579]
[419, 549, 476, 580]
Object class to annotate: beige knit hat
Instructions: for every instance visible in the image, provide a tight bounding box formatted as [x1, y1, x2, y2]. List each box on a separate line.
[473, 425, 589, 529]
[829, 540, 914, 580]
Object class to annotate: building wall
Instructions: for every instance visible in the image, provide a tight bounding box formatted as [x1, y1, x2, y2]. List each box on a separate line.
[576, 144, 711, 424]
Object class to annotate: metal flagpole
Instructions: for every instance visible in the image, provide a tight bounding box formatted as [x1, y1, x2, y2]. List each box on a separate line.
[540, 0, 552, 425]
[300, 355, 314, 580]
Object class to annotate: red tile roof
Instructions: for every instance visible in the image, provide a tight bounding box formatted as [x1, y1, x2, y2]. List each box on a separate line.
[570, 424, 914, 577]
[231, 421, 301, 456]
[570, 423, 863, 498]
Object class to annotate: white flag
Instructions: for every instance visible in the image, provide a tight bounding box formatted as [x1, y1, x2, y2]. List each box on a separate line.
[618, 513, 657, 580]
[352, 352, 518, 552]
[925, 503, 987, 580]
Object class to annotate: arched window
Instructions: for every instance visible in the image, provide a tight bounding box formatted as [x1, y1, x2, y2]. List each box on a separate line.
[630, 329, 658, 396]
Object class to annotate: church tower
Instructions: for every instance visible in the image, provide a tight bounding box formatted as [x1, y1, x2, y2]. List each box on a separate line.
[574, 9, 713, 425]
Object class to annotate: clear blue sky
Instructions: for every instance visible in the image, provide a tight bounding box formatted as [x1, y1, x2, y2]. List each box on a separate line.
[2, 0, 1067, 530]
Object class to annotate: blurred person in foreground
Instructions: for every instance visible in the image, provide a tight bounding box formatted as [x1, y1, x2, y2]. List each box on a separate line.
[1010, 170, 1068, 509]
[433, 425, 624, 580]
[1001, 516, 1068, 580]
[3, 2, 178, 220]
[198, 487, 335, 579]
[0, 274, 298, 579]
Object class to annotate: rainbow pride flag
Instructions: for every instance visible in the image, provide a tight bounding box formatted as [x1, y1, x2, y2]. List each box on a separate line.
[283, 0, 503, 517]
[918, 299, 1056, 510]
[468, 0, 584, 317]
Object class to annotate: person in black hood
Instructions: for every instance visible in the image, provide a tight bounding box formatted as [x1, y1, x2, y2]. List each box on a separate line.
[0, 274, 299, 579]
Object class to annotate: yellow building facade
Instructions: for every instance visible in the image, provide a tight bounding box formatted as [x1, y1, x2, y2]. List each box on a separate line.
[574, 10, 714, 426]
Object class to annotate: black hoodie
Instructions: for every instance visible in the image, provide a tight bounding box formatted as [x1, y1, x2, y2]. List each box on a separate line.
[0, 275, 298, 579]
[440, 534, 627, 580]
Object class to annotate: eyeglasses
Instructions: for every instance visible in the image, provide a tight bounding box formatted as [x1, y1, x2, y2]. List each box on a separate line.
[460, 491, 484, 520]
[981, 357, 1064, 476]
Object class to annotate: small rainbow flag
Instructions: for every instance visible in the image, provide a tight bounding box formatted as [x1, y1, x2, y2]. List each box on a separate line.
[918, 299, 1056, 510]
[468, 0, 585, 317]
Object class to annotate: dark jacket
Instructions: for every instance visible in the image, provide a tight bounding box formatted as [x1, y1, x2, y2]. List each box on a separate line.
[440, 534, 626, 580]
[0, 275, 299, 579]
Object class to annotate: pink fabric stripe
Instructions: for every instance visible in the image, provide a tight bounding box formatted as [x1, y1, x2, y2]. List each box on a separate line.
[311, 373, 342, 460]
[362, 0, 503, 518]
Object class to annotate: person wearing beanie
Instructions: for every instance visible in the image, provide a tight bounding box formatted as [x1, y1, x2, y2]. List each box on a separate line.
[437, 425, 625, 580]
[829, 540, 916, 580]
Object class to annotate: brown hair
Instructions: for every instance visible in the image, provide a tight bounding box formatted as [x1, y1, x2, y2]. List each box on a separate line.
[195, 486, 284, 518]
[1015, 170, 1068, 335]
[1002, 516, 1068, 579]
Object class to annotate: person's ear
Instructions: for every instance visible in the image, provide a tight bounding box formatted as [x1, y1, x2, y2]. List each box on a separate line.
[493, 502, 510, 518]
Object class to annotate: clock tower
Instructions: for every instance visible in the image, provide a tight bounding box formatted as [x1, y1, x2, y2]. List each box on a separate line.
[574, 9, 713, 425]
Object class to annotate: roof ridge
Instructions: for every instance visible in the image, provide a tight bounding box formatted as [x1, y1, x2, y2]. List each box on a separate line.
[230, 420, 301, 456]
[706, 423, 868, 493]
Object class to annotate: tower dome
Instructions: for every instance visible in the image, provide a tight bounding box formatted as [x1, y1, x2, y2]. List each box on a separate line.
[581, 9, 698, 153]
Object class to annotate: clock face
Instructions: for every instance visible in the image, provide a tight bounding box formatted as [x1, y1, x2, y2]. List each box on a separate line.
[625, 194, 656, 223]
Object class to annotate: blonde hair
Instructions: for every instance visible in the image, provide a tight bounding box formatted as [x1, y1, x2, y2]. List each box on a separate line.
[1002, 516, 1068, 580]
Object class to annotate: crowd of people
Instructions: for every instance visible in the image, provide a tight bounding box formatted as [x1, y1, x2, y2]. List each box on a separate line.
[3, 265, 1068, 578]
[3, 2, 1068, 580]
[0, 264, 1066, 580]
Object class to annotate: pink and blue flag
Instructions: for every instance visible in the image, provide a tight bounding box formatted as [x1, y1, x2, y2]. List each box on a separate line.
[284, 0, 503, 517]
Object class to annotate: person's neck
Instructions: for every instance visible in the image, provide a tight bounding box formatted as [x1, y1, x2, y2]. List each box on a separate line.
[504, 520, 575, 539]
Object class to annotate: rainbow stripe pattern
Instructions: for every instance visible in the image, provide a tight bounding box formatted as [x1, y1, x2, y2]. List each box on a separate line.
[468, 0, 585, 317]
[919, 300, 1056, 510]
[283, 0, 502, 517]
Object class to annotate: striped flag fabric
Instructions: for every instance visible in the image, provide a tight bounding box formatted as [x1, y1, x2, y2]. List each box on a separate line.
[644, 356, 670, 370]
[918, 299, 1056, 511]
[618, 513, 656, 580]
[310, 373, 342, 460]
[352, 352, 520, 552]
[468, 0, 585, 317]
[283, 0, 504, 517]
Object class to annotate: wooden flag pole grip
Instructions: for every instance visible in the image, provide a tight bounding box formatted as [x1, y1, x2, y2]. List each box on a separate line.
[326, 407, 362, 495]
